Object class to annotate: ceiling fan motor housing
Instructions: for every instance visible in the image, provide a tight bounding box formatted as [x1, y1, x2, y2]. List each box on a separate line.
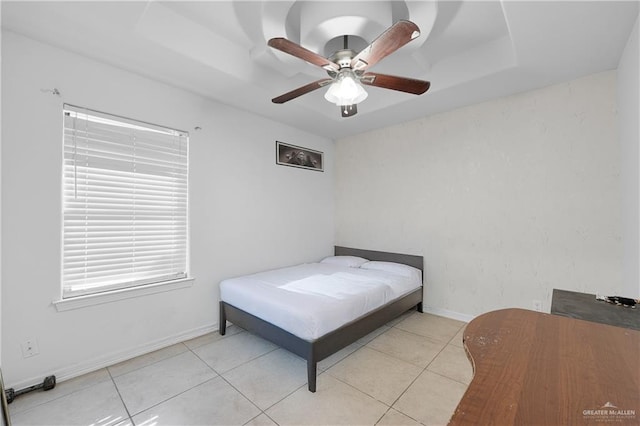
[329, 49, 357, 69]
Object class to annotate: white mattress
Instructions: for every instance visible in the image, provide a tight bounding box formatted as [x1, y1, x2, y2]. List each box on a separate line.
[220, 263, 422, 340]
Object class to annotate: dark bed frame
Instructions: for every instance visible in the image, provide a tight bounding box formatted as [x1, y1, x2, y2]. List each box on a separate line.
[219, 246, 424, 392]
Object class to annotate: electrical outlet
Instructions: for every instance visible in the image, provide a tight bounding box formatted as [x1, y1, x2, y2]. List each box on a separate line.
[532, 300, 543, 312]
[21, 338, 39, 358]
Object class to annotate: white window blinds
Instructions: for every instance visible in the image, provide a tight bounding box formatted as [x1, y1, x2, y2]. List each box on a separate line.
[62, 105, 189, 298]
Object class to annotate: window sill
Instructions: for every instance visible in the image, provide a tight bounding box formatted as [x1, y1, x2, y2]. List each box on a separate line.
[53, 277, 195, 312]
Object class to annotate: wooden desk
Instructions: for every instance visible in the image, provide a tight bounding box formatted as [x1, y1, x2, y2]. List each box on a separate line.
[449, 309, 640, 425]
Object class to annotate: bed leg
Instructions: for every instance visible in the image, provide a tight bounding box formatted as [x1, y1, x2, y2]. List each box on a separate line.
[417, 302, 424, 313]
[219, 302, 227, 336]
[307, 360, 317, 392]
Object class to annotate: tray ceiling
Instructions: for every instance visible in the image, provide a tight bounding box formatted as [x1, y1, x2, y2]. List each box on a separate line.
[2, 1, 638, 139]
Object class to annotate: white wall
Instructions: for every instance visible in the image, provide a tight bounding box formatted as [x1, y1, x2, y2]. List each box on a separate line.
[618, 13, 640, 298]
[0, 13, 3, 411]
[1, 31, 334, 388]
[335, 71, 621, 319]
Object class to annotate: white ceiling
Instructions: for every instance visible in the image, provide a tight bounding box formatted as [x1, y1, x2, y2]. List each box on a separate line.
[2, 1, 638, 139]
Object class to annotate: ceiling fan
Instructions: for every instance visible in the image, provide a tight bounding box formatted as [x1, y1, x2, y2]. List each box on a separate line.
[268, 20, 431, 118]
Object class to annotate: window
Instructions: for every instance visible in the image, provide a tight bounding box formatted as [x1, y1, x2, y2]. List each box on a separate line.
[62, 105, 189, 299]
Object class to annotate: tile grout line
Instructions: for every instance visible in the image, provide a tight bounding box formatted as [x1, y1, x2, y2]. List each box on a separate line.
[113, 335, 231, 421]
[356, 314, 465, 394]
[321, 371, 394, 414]
[124, 376, 221, 421]
[427, 370, 471, 387]
[192, 325, 332, 419]
[187, 332, 278, 424]
[199, 372, 266, 424]
[227, 338, 372, 419]
[321, 362, 423, 426]
[320, 315, 452, 425]
[382, 320, 468, 414]
[106, 367, 134, 424]
[383, 341, 448, 410]
[253, 342, 373, 417]
[373, 407, 394, 426]
[108, 342, 191, 380]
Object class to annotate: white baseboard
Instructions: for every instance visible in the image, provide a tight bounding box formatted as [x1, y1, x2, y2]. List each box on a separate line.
[9, 307, 474, 390]
[422, 306, 475, 323]
[8, 323, 218, 391]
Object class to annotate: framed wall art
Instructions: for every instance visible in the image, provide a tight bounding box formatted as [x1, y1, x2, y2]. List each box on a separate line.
[276, 141, 323, 172]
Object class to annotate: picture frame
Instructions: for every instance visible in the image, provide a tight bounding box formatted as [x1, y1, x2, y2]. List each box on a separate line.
[276, 141, 324, 172]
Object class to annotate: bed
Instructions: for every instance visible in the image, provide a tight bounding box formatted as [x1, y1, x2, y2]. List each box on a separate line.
[219, 246, 424, 392]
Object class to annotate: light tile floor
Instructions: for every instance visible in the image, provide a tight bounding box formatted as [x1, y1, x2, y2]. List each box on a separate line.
[8, 311, 471, 426]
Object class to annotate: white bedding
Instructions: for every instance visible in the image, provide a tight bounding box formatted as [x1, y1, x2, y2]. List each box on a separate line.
[219, 262, 422, 340]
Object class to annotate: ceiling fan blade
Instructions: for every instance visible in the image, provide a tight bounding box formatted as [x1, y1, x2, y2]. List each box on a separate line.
[268, 38, 340, 72]
[351, 20, 421, 71]
[272, 79, 333, 104]
[360, 73, 430, 95]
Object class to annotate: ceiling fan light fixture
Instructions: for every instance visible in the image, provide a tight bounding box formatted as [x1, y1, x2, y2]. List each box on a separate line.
[324, 69, 368, 106]
[268, 20, 429, 117]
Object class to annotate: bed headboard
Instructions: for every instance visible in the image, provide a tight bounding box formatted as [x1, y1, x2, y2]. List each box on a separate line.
[334, 246, 423, 273]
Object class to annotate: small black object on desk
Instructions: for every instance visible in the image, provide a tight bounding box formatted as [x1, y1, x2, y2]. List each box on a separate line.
[551, 288, 640, 331]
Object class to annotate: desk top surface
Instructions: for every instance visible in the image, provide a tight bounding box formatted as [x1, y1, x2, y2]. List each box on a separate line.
[449, 308, 640, 425]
